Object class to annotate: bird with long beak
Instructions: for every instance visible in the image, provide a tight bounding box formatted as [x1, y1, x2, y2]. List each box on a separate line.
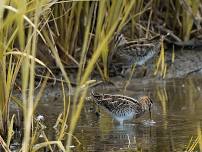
[90, 91, 153, 125]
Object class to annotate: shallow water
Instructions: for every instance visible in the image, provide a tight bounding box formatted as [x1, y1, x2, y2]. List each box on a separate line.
[36, 76, 202, 151]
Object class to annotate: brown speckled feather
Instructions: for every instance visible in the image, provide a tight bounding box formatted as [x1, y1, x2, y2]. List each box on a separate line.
[91, 91, 153, 124]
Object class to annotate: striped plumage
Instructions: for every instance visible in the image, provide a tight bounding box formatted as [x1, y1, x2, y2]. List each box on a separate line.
[109, 33, 161, 74]
[91, 91, 153, 124]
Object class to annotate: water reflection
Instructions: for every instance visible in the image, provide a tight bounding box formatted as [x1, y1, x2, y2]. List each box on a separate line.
[37, 76, 202, 151]
[76, 116, 154, 151]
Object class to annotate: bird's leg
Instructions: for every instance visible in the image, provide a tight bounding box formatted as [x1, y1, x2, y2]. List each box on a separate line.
[95, 105, 100, 117]
[121, 69, 125, 75]
[142, 64, 147, 77]
[120, 120, 124, 125]
[120, 67, 126, 77]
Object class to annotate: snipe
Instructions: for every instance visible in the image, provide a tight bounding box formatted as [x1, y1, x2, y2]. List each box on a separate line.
[109, 33, 162, 75]
[90, 91, 153, 124]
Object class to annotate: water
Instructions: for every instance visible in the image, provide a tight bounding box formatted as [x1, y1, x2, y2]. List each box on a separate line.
[36, 76, 202, 151]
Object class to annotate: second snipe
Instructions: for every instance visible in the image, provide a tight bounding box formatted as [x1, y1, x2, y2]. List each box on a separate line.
[90, 91, 153, 125]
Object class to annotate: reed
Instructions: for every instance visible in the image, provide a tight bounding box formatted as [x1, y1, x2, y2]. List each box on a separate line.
[0, 0, 201, 151]
[181, 0, 200, 41]
[154, 38, 165, 76]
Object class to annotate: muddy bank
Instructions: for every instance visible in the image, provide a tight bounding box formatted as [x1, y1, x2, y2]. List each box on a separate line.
[121, 48, 202, 79]
[166, 49, 202, 78]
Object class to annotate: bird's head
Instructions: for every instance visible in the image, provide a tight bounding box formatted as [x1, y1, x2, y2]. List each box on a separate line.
[139, 96, 153, 111]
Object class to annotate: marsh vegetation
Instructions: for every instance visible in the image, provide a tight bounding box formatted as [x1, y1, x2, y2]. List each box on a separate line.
[0, 0, 202, 151]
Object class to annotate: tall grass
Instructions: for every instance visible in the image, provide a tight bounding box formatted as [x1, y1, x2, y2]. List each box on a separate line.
[0, 0, 201, 151]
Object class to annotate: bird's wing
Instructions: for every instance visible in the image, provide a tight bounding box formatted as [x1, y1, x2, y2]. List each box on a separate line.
[98, 95, 142, 115]
[91, 93, 144, 115]
[111, 97, 143, 116]
[117, 42, 157, 57]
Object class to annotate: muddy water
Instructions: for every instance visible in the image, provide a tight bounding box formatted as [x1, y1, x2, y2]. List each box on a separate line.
[37, 76, 202, 151]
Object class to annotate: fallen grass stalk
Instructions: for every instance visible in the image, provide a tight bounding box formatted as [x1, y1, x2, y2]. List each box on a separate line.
[32, 141, 66, 152]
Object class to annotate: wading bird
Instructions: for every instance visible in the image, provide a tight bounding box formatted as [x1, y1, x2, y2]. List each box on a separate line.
[109, 33, 162, 75]
[90, 90, 153, 125]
